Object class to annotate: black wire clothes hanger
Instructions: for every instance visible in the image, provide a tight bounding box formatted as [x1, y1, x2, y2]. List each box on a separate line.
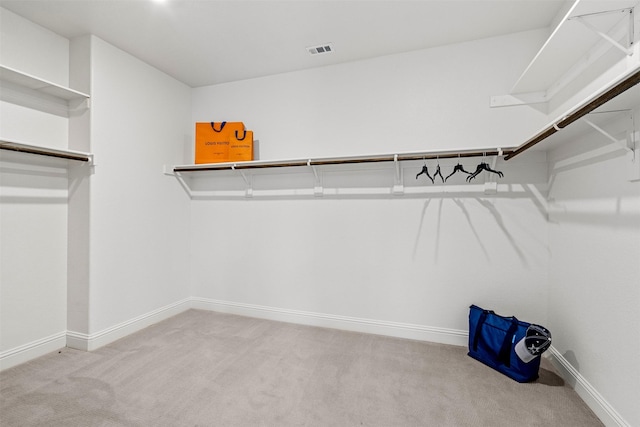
[417, 153, 504, 184]
[433, 156, 444, 183]
[445, 154, 472, 182]
[416, 156, 444, 183]
[466, 153, 504, 182]
[416, 159, 434, 183]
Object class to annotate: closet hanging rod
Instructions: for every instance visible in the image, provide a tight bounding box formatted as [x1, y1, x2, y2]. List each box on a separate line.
[0, 140, 92, 162]
[173, 148, 515, 173]
[505, 68, 640, 161]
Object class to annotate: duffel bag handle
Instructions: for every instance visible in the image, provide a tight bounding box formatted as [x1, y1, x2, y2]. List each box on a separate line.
[472, 310, 491, 351]
[472, 310, 519, 368]
[497, 317, 519, 368]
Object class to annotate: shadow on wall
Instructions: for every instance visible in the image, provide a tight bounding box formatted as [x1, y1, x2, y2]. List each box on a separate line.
[451, 198, 489, 262]
[476, 197, 528, 267]
[547, 145, 639, 229]
[0, 81, 74, 118]
[563, 350, 580, 387]
[411, 193, 535, 267]
[546, 124, 637, 202]
[0, 150, 71, 204]
[412, 198, 432, 261]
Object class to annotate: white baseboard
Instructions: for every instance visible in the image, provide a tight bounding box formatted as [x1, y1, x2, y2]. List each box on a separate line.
[191, 297, 469, 347]
[1, 298, 465, 372]
[547, 346, 630, 427]
[66, 298, 192, 351]
[0, 331, 67, 372]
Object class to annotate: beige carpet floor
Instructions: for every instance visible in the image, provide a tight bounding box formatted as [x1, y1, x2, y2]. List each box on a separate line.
[0, 309, 602, 426]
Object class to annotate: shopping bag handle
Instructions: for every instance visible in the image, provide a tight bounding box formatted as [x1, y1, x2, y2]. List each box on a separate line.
[210, 121, 227, 132]
[235, 130, 249, 140]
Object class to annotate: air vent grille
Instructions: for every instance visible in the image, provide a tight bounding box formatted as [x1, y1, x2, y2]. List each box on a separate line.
[307, 43, 334, 55]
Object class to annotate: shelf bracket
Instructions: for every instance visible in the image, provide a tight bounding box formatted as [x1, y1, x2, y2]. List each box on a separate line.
[308, 159, 323, 197]
[392, 154, 404, 195]
[583, 109, 634, 153]
[232, 164, 253, 198]
[583, 118, 632, 152]
[570, 8, 635, 57]
[627, 146, 640, 181]
[584, 109, 640, 181]
[172, 171, 193, 197]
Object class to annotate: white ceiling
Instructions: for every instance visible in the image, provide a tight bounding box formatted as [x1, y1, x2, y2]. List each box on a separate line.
[0, 0, 569, 88]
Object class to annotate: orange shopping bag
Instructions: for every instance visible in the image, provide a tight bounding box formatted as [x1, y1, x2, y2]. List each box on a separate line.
[195, 121, 244, 164]
[228, 129, 254, 162]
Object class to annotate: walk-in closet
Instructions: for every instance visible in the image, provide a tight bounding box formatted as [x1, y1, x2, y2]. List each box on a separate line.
[1, 1, 639, 426]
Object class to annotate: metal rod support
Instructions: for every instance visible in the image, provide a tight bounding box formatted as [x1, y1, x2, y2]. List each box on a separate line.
[308, 159, 320, 182]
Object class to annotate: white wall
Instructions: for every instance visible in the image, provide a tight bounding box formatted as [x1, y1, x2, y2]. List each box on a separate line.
[547, 113, 640, 427]
[0, 8, 71, 366]
[192, 29, 550, 160]
[0, 8, 68, 85]
[71, 35, 193, 338]
[190, 30, 552, 338]
[190, 164, 549, 337]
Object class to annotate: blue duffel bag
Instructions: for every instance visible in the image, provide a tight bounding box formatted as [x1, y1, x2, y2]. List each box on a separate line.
[468, 304, 551, 383]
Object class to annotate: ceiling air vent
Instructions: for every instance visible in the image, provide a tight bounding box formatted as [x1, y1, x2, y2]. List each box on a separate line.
[307, 43, 334, 55]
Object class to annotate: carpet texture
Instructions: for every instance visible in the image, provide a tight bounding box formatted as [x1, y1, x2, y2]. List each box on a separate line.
[0, 309, 603, 426]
